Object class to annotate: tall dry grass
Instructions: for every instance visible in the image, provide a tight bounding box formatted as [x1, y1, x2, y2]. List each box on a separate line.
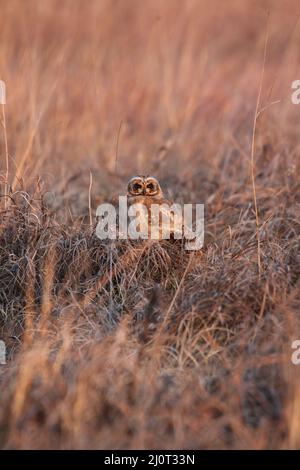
[0, 0, 300, 449]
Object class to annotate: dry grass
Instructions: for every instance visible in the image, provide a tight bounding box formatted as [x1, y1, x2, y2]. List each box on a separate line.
[0, 0, 300, 449]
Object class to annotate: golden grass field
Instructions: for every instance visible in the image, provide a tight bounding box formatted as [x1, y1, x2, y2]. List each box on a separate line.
[0, 0, 300, 449]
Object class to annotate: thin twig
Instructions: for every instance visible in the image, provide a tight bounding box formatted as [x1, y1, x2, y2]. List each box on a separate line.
[88, 171, 93, 229]
[2, 103, 9, 210]
[115, 120, 123, 174]
[251, 13, 270, 277]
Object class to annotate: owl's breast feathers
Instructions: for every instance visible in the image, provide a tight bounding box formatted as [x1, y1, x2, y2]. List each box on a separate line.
[127, 196, 172, 211]
[127, 196, 180, 239]
[108, 195, 171, 212]
[109, 194, 180, 239]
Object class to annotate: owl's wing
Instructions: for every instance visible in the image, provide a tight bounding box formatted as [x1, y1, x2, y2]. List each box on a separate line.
[165, 200, 184, 239]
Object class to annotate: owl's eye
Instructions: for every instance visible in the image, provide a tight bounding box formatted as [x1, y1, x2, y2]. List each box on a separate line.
[146, 181, 158, 193]
[133, 183, 142, 191]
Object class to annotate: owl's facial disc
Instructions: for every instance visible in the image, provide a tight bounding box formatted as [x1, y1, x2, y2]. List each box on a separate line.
[145, 177, 161, 196]
[128, 177, 144, 195]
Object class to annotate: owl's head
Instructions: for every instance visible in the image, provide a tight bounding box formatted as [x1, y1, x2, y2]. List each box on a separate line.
[127, 175, 163, 198]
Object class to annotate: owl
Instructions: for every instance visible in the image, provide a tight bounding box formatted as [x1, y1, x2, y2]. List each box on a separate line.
[124, 175, 180, 241]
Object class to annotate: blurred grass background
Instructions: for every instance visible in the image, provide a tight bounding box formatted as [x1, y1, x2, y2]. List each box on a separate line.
[0, 0, 300, 449]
